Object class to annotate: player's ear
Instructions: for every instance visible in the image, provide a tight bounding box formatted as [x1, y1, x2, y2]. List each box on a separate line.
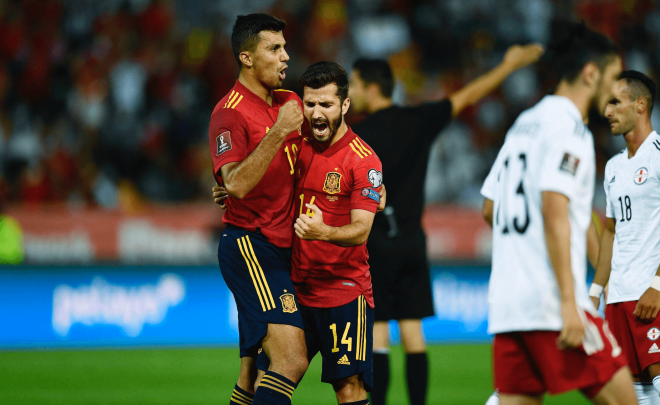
[636, 96, 647, 115]
[239, 51, 253, 68]
[342, 97, 350, 115]
[582, 62, 600, 88]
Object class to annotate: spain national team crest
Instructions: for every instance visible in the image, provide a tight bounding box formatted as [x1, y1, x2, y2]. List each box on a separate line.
[323, 172, 342, 194]
[280, 293, 298, 313]
[634, 167, 649, 185]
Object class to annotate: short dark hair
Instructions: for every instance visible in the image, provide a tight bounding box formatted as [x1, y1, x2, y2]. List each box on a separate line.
[547, 21, 618, 83]
[299, 61, 349, 102]
[619, 70, 656, 113]
[352, 58, 394, 98]
[231, 14, 286, 68]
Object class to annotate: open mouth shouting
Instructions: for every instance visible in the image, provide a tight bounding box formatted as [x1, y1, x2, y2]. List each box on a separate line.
[312, 119, 329, 138]
[279, 65, 287, 81]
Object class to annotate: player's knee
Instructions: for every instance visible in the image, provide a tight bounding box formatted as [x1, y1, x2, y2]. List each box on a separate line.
[332, 376, 365, 402]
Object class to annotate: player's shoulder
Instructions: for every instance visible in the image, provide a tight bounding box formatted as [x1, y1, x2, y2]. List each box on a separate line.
[346, 132, 380, 165]
[530, 96, 588, 138]
[274, 89, 302, 105]
[651, 131, 660, 155]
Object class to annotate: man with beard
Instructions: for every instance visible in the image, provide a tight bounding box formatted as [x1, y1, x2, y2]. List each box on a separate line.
[208, 13, 308, 405]
[482, 22, 636, 404]
[590, 71, 660, 405]
[256, 61, 382, 405]
[347, 44, 544, 405]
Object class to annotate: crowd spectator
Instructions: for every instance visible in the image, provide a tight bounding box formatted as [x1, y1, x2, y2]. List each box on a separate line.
[0, 0, 658, 212]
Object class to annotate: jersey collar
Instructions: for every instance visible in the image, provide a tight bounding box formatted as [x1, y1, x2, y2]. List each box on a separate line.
[232, 80, 287, 110]
[545, 95, 584, 124]
[631, 130, 659, 158]
[313, 126, 357, 157]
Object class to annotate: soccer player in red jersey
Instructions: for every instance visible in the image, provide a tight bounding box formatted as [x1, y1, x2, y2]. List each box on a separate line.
[207, 14, 309, 405]
[254, 62, 382, 405]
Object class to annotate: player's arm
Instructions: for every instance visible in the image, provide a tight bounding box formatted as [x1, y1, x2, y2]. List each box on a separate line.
[634, 249, 660, 323]
[590, 218, 615, 309]
[586, 216, 600, 269]
[295, 205, 375, 247]
[377, 184, 386, 213]
[449, 44, 544, 117]
[482, 198, 494, 228]
[542, 191, 585, 349]
[221, 100, 303, 199]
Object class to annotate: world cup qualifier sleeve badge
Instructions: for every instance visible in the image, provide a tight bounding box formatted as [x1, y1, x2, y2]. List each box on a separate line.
[323, 172, 342, 194]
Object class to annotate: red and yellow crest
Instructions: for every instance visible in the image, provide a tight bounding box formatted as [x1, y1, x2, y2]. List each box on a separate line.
[323, 172, 342, 194]
[280, 293, 298, 313]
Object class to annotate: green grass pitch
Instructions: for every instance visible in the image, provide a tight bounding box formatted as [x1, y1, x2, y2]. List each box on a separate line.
[0, 344, 588, 404]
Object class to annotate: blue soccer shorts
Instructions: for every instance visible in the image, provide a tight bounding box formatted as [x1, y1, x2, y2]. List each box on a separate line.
[257, 295, 374, 391]
[219, 224, 304, 357]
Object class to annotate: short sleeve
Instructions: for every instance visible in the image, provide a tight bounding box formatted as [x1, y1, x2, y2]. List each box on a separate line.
[604, 162, 615, 219]
[414, 100, 453, 141]
[538, 134, 589, 201]
[208, 108, 249, 176]
[350, 154, 383, 213]
[481, 145, 507, 200]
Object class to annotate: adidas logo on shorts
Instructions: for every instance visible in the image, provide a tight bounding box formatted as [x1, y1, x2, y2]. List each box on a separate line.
[337, 355, 350, 365]
[650, 343, 660, 354]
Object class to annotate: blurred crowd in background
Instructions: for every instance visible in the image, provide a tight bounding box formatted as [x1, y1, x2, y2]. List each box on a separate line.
[0, 0, 659, 211]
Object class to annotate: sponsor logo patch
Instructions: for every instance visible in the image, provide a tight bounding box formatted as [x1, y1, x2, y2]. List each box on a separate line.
[649, 327, 660, 341]
[216, 131, 232, 156]
[559, 152, 580, 176]
[361, 188, 380, 203]
[367, 169, 383, 188]
[323, 172, 342, 194]
[337, 354, 350, 365]
[633, 167, 649, 185]
[650, 343, 660, 354]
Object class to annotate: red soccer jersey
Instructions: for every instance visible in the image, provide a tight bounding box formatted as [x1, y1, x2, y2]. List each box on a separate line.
[291, 127, 382, 308]
[208, 80, 303, 248]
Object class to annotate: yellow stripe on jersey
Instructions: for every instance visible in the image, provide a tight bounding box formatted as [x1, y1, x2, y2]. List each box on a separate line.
[354, 138, 372, 156]
[261, 375, 294, 395]
[230, 95, 244, 109]
[224, 90, 235, 108]
[274, 89, 293, 92]
[245, 236, 276, 309]
[225, 91, 239, 109]
[349, 142, 365, 159]
[238, 237, 269, 311]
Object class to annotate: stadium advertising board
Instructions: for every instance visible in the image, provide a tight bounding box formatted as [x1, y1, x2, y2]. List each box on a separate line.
[0, 266, 491, 348]
[6, 205, 492, 263]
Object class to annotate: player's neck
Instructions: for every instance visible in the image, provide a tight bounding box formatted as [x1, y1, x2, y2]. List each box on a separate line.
[623, 120, 653, 158]
[238, 71, 274, 106]
[554, 81, 593, 122]
[329, 121, 349, 147]
[367, 97, 393, 114]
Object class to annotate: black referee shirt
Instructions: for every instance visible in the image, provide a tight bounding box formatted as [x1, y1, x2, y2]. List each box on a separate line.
[352, 99, 453, 237]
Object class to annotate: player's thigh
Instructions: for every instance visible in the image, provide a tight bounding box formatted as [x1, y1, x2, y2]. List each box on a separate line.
[398, 319, 425, 353]
[499, 394, 543, 405]
[373, 321, 389, 349]
[219, 226, 304, 355]
[316, 296, 374, 391]
[262, 323, 307, 363]
[590, 366, 636, 405]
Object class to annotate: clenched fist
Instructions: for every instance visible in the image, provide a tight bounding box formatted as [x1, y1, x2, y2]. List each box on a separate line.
[274, 100, 303, 137]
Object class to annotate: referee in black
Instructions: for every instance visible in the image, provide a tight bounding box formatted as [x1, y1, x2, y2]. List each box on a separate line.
[349, 43, 544, 405]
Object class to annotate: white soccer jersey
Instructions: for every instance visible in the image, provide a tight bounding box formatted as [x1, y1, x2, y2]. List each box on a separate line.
[604, 131, 660, 304]
[488, 95, 596, 334]
[481, 145, 507, 201]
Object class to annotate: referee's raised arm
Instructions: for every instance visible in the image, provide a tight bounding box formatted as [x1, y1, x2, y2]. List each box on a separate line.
[448, 43, 544, 117]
